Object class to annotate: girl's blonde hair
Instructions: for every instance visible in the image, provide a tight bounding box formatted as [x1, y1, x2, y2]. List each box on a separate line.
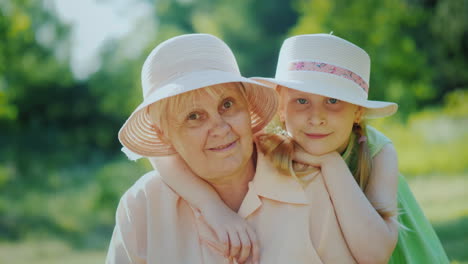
[257, 124, 397, 219]
[348, 121, 372, 191]
[258, 86, 395, 219]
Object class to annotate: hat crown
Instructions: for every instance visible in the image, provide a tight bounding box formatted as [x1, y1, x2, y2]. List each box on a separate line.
[120, 33, 279, 157]
[276, 34, 371, 83]
[141, 34, 240, 98]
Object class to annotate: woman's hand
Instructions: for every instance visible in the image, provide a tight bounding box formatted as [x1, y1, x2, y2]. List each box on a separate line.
[201, 203, 259, 264]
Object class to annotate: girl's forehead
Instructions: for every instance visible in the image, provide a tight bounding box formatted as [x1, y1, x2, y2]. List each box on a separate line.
[284, 87, 324, 98]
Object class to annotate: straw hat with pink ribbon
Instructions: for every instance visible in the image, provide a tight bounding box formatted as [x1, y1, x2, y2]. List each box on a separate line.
[253, 34, 398, 118]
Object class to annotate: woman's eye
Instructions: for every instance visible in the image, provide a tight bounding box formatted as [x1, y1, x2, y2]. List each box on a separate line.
[187, 112, 200, 120]
[222, 99, 234, 109]
[296, 98, 308, 104]
[327, 98, 340, 104]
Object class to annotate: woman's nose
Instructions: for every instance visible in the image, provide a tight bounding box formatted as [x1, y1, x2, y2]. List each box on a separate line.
[209, 115, 231, 137]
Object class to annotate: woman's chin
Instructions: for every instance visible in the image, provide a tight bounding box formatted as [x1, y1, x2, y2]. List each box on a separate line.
[204, 158, 251, 181]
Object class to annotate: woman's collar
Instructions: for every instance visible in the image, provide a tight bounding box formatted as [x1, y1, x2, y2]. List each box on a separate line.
[238, 148, 309, 218]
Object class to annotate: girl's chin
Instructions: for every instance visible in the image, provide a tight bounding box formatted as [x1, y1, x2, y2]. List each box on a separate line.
[301, 145, 335, 156]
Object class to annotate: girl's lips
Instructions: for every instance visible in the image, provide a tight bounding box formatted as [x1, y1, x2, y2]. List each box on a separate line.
[208, 140, 237, 152]
[305, 132, 332, 139]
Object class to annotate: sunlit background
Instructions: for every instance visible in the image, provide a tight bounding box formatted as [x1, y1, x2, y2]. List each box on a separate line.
[1, 0, 467, 263]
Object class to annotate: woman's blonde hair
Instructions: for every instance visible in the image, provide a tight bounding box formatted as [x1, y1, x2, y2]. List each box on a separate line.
[147, 82, 249, 140]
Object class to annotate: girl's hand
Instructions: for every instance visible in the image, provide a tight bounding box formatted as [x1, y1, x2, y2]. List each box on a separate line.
[293, 147, 341, 168]
[201, 204, 259, 264]
[150, 155, 259, 263]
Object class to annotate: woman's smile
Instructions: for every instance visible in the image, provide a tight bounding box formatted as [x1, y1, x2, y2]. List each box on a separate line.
[207, 139, 238, 152]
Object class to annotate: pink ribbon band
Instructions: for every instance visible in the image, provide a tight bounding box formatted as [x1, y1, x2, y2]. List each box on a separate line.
[288, 61, 369, 93]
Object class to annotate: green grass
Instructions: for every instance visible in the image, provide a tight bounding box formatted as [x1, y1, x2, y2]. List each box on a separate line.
[1, 174, 467, 264]
[0, 239, 106, 264]
[408, 174, 468, 264]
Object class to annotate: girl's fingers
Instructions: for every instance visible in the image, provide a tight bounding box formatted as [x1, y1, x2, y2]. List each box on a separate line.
[236, 229, 252, 263]
[293, 150, 321, 167]
[228, 229, 241, 258]
[215, 229, 230, 257]
[246, 226, 260, 264]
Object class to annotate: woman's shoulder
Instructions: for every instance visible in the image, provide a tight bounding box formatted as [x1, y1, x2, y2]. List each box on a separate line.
[125, 170, 162, 194]
[120, 170, 178, 205]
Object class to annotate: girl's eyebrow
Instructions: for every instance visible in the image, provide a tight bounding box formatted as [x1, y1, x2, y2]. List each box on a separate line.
[290, 92, 309, 97]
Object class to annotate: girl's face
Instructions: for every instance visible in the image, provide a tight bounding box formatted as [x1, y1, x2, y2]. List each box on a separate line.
[280, 87, 363, 156]
[163, 85, 254, 182]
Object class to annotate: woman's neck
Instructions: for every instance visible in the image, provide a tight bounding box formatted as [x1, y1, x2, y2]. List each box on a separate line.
[208, 157, 256, 212]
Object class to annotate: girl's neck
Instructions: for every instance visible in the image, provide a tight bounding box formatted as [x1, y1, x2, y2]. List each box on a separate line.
[208, 157, 256, 212]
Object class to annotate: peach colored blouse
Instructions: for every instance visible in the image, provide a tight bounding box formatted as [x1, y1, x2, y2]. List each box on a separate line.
[106, 152, 356, 264]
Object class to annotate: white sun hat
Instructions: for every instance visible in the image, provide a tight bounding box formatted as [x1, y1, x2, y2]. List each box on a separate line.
[118, 33, 278, 157]
[253, 34, 397, 118]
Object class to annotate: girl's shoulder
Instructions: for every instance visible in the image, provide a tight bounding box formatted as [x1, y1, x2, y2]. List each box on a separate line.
[366, 125, 393, 158]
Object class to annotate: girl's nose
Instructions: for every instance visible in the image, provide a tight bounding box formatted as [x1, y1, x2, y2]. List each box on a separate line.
[308, 109, 327, 126]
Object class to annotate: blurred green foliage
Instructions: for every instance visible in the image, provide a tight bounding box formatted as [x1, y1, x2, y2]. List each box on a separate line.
[370, 89, 468, 176]
[0, 0, 467, 255]
[291, 0, 468, 115]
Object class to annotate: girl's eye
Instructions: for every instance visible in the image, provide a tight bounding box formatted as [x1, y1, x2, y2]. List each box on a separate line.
[222, 100, 234, 109]
[187, 112, 200, 120]
[327, 98, 340, 104]
[296, 98, 308, 104]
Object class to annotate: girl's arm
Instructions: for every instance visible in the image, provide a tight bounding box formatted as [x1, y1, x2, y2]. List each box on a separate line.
[148, 155, 259, 264]
[294, 145, 399, 264]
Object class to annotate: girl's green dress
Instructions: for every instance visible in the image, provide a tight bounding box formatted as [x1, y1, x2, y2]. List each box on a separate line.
[343, 126, 449, 264]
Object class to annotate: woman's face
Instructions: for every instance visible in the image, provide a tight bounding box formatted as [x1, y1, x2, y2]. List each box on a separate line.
[280, 87, 362, 155]
[164, 85, 253, 182]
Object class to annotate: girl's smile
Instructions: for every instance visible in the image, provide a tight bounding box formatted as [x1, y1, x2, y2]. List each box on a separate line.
[304, 132, 333, 139]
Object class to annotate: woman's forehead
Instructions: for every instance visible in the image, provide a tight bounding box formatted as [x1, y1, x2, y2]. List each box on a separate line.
[185, 84, 241, 104]
[169, 85, 239, 115]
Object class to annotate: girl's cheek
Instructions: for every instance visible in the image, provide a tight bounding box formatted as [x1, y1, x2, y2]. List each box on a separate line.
[325, 103, 345, 112]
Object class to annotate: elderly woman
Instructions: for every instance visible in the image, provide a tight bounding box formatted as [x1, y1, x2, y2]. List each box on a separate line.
[106, 34, 356, 264]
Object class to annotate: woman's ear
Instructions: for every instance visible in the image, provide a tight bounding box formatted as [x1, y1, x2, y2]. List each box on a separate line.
[354, 106, 365, 123]
[147, 104, 173, 146]
[153, 125, 172, 145]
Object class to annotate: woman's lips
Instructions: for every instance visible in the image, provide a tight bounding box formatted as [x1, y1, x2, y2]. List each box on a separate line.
[208, 140, 238, 152]
[304, 132, 332, 139]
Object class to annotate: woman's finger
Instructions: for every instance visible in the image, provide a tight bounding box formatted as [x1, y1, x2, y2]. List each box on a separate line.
[236, 229, 252, 263]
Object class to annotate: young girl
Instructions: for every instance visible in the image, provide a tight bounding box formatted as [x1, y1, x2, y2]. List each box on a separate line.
[146, 34, 449, 263]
